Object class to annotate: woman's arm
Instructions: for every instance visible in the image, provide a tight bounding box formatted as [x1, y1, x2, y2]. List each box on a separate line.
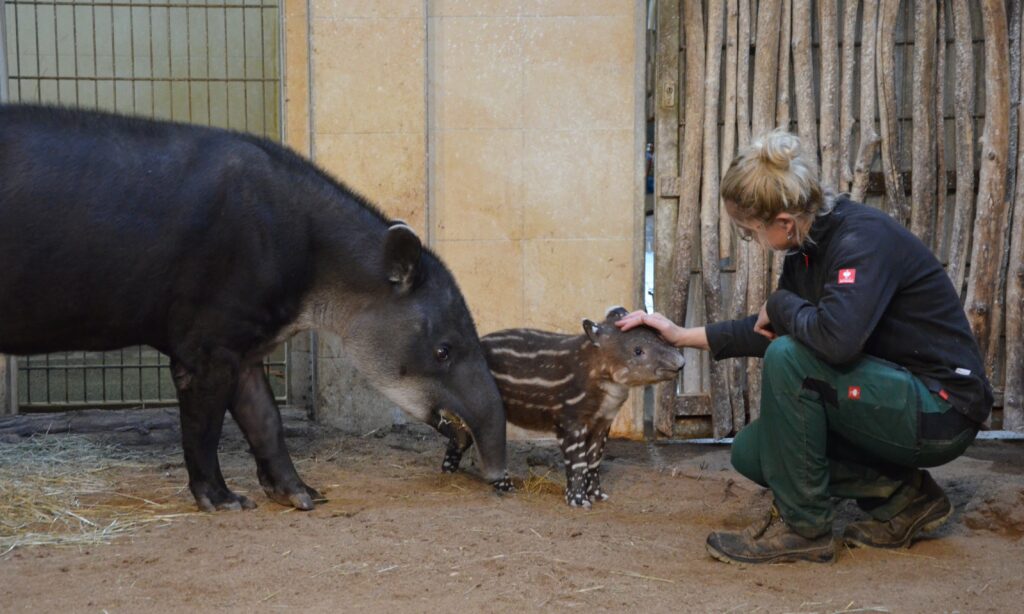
[616, 311, 710, 350]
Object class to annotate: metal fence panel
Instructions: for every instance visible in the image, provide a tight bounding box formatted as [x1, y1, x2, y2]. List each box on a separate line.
[2, 0, 285, 409]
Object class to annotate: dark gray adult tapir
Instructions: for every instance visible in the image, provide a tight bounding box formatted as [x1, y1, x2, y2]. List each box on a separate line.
[0, 105, 511, 511]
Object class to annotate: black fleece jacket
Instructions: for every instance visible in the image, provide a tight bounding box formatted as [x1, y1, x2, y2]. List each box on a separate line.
[705, 198, 993, 424]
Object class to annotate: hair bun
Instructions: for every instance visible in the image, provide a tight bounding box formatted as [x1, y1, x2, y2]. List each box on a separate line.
[753, 130, 802, 172]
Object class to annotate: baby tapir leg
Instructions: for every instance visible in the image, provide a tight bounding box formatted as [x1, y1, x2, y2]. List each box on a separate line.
[583, 421, 613, 502]
[558, 422, 592, 509]
[434, 413, 473, 473]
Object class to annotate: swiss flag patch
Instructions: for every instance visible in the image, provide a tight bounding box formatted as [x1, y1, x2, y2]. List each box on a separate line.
[848, 386, 862, 400]
[838, 269, 857, 284]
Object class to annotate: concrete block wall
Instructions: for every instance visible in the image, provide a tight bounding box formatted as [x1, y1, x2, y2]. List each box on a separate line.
[285, 0, 646, 438]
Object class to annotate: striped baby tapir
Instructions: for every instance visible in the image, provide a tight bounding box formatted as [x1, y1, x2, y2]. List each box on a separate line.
[436, 307, 685, 508]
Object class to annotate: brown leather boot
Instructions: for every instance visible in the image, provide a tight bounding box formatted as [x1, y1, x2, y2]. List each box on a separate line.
[843, 470, 952, 549]
[706, 505, 836, 564]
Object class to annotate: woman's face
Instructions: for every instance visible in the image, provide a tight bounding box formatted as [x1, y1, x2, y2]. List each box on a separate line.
[725, 200, 798, 251]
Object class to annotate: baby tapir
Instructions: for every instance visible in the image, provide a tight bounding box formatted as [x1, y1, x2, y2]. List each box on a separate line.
[437, 307, 685, 508]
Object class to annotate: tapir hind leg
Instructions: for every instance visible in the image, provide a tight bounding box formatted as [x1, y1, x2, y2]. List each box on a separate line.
[230, 364, 324, 510]
[172, 353, 256, 512]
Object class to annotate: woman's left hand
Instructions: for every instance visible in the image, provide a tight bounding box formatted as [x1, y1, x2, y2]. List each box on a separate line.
[754, 302, 776, 340]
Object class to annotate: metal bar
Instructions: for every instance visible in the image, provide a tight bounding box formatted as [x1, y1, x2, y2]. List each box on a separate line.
[71, 0, 78, 105]
[205, 5, 211, 124]
[242, 1, 248, 130]
[185, 3, 191, 120]
[128, 2, 135, 109]
[7, 2, 278, 9]
[7, 74, 278, 82]
[51, 0, 58, 103]
[33, 0, 40, 99]
[1, 0, 9, 104]
[222, 0, 228, 127]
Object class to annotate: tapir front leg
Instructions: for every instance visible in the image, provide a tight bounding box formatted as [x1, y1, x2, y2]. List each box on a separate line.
[172, 353, 256, 512]
[558, 423, 591, 509]
[230, 364, 324, 510]
[583, 421, 612, 503]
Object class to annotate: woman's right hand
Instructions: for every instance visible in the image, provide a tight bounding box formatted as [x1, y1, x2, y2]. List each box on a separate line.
[615, 310, 686, 347]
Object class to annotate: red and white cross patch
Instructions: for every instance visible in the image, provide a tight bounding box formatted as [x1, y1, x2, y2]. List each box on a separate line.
[838, 268, 857, 284]
[848, 386, 862, 400]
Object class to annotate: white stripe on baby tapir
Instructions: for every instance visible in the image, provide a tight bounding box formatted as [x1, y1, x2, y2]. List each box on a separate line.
[491, 371, 574, 387]
[489, 347, 572, 358]
[565, 441, 584, 453]
[565, 391, 587, 405]
[571, 462, 588, 470]
[503, 398, 564, 411]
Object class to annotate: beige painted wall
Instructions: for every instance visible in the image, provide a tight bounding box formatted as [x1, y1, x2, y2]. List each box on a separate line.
[290, 0, 646, 437]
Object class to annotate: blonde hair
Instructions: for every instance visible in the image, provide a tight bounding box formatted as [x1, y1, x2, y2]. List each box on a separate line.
[721, 130, 832, 245]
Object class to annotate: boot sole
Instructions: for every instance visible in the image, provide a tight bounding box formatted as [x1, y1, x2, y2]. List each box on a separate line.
[844, 501, 953, 550]
[705, 540, 836, 565]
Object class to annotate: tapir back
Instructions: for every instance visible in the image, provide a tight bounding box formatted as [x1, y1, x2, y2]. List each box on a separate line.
[0, 105, 316, 354]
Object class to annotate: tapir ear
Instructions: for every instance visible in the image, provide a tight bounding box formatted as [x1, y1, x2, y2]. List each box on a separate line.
[604, 306, 629, 321]
[582, 319, 604, 346]
[384, 222, 422, 295]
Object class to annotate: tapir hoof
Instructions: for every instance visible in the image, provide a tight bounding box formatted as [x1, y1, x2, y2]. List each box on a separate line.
[491, 475, 515, 493]
[441, 455, 461, 474]
[193, 487, 257, 513]
[264, 484, 326, 511]
[588, 488, 609, 503]
[565, 489, 591, 509]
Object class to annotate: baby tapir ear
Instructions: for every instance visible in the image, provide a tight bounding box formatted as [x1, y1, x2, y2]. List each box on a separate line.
[604, 306, 630, 321]
[583, 319, 605, 346]
[384, 222, 422, 295]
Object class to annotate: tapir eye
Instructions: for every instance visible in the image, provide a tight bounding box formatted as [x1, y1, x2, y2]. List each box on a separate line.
[633, 346, 644, 356]
[435, 344, 451, 363]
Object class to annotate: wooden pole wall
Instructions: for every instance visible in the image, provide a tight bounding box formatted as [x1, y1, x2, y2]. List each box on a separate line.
[653, 0, 1023, 436]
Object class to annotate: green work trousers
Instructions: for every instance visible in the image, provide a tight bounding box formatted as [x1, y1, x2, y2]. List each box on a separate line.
[731, 336, 978, 539]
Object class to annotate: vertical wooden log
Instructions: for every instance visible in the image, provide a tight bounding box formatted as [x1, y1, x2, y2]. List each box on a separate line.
[947, 0, 975, 295]
[1006, 0, 1024, 432]
[652, 0, 682, 437]
[818, 0, 841, 188]
[737, 0, 753, 149]
[934, 1, 948, 261]
[731, 0, 754, 430]
[776, 0, 793, 129]
[720, 0, 740, 262]
[852, 0, 881, 202]
[839, 0, 860, 192]
[746, 0, 783, 421]
[964, 0, 1011, 364]
[911, 0, 938, 250]
[985, 0, 1022, 393]
[792, 0, 818, 157]
[701, 0, 732, 438]
[877, 0, 909, 225]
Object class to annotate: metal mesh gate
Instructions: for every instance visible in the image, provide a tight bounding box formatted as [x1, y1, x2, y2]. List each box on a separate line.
[2, 0, 286, 409]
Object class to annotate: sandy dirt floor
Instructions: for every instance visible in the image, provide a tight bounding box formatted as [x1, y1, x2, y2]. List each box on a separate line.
[1, 415, 1022, 613]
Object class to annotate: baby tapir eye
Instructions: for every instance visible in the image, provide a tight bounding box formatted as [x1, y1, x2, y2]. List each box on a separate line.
[633, 346, 644, 356]
[435, 343, 451, 363]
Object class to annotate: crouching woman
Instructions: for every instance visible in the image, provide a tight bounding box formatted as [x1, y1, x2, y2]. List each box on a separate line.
[618, 130, 992, 564]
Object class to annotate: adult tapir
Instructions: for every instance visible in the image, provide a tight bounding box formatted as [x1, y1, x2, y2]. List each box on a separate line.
[0, 104, 510, 511]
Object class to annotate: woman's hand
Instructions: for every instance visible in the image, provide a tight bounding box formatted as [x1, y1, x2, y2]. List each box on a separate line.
[615, 310, 708, 350]
[754, 302, 776, 340]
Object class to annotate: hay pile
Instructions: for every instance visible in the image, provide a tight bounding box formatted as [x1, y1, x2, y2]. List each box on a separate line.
[0, 435, 195, 556]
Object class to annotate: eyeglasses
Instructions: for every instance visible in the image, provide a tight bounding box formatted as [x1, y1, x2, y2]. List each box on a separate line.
[733, 221, 761, 242]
